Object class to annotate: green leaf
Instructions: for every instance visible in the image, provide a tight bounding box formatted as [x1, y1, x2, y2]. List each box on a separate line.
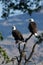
[0, 32, 3, 40]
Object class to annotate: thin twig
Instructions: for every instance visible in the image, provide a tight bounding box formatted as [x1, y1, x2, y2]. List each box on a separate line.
[25, 33, 33, 42]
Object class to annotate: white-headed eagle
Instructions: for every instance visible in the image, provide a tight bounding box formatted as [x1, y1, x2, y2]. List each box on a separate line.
[12, 26, 24, 43]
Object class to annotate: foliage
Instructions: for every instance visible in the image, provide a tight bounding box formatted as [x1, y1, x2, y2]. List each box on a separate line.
[0, 32, 3, 40]
[0, 46, 10, 64]
[0, 0, 42, 18]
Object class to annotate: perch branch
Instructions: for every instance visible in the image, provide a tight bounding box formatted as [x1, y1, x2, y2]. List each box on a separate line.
[25, 33, 33, 42]
[24, 34, 43, 64]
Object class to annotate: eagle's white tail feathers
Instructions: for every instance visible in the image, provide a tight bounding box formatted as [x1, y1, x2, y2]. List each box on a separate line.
[34, 33, 38, 37]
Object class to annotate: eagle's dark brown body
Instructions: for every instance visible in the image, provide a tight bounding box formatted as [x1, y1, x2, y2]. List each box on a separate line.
[12, 30, 24, 43]
[28, 22, 37, 34]
[25, 22, 37, 42]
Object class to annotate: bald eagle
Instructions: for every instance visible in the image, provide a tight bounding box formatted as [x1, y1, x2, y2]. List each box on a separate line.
[25, 18, 38, 42]
[12, 26, 24, 43]
[28, 18, 37, 35]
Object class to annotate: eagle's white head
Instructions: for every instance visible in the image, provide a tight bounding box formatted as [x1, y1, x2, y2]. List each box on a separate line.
[29, 18, 34, 22]
[12, 26, 16, 30]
